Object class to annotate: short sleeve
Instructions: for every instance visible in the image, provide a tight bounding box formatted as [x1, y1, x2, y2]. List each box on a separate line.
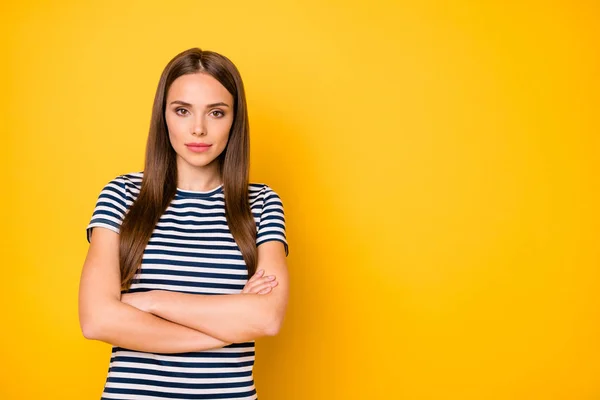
[256, 185, 289, 256]
[86, 176, 128, 243]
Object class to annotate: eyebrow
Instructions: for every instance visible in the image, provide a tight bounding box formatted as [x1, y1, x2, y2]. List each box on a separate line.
[169, 100, 230, 108]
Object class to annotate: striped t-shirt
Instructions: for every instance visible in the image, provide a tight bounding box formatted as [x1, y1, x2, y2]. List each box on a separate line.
[86, 172, 288, 400]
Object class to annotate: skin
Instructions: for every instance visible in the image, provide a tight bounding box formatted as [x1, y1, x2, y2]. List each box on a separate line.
[121, 239, 288, 343]
[162, 71, 282, 297]
[79, 72, 288, 351]
[165, 72, 233, 191]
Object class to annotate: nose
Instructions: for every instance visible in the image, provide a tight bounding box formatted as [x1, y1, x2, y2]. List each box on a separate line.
[192, 114, 206, 136]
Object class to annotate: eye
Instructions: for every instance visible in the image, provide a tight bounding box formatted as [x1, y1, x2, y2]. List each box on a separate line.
[175, 108, 189, 116]
[210, 110, 225, 118]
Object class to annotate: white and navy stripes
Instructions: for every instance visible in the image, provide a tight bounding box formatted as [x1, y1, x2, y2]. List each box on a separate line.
[86, 172, 288, 400]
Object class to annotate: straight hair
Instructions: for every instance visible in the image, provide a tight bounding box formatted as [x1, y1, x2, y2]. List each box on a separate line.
[118, 48, 257, 290]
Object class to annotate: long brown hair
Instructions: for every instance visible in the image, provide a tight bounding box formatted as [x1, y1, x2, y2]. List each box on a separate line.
[118, 48, 257, 290]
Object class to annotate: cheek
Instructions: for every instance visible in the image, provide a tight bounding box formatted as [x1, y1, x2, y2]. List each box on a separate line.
[165, 115, 185, 139]
[217, 130, 231, 147]
[215, 119, 234, 140]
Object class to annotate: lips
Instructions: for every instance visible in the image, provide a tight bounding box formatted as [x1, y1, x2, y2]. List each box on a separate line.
[186, 143, 211, 148]
[185, 143, 212, 153]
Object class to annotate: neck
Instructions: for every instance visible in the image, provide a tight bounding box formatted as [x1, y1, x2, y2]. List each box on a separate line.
[176, 158, 223, 191]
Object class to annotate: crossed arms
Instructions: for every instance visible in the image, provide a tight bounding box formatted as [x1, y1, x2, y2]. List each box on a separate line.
[78, 227, 289, 354]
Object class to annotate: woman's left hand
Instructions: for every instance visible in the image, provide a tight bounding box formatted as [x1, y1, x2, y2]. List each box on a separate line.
[121, 291, 156, 313]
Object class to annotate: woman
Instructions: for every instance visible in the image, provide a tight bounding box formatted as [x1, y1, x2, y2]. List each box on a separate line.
[78, 47, 289, 400]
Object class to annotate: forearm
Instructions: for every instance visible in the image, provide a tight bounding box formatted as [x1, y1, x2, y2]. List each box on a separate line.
[82, 298, 230, 353]
[149, 291, 281, 343]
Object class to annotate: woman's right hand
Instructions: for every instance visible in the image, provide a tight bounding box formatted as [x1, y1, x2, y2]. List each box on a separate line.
[242, 269, 278, 294]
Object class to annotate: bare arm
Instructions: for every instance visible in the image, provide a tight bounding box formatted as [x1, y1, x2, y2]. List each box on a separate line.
[78, 227, 230, 353]
[124, 240, 289, 344]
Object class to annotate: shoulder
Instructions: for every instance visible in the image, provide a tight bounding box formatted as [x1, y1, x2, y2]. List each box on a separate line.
[249, 182, 269, 196]
[119, 171, 143, 191]
[248, 182, 283, 202]
[248, 183, 286, 215]
[87, 172, 143, 242]
[99, 171, 143, 202]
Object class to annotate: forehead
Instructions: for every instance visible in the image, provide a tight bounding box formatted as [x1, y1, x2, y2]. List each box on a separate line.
[166, 73, 233, 104]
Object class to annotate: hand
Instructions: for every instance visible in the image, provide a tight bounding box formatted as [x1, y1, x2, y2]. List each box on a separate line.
[121, 291, 155, 313]
[242, 269, 278, 294]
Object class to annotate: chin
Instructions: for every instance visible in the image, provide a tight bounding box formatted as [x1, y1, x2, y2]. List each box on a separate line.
[189, 160, 217, 168]
[182, 155, 221, 168]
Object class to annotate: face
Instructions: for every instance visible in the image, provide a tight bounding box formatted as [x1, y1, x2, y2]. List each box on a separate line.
[165, 73, 234, 174]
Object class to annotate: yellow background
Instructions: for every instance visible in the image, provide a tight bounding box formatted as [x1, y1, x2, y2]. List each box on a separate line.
[1, 1, 599, 399]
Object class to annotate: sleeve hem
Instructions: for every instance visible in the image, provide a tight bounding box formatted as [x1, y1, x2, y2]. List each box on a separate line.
[256, 238, 289, 257]
[86, 223, 121, 243]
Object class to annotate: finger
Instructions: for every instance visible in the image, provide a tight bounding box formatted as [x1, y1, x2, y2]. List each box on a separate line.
[242, 272, 269, 293]
[244, 276, 277, 293]
[258, 286, 272, 294]
[244, 282, 271, 294]
[249, 280, 279, 294]
[247, 269, 265, 283]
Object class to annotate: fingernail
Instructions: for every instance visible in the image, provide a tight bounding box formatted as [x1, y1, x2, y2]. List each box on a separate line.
[258, 269, 264, 275]
[267, 275, 275, 280]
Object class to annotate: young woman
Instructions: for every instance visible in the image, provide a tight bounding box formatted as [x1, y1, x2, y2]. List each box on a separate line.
[78, 48, 289, 400]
